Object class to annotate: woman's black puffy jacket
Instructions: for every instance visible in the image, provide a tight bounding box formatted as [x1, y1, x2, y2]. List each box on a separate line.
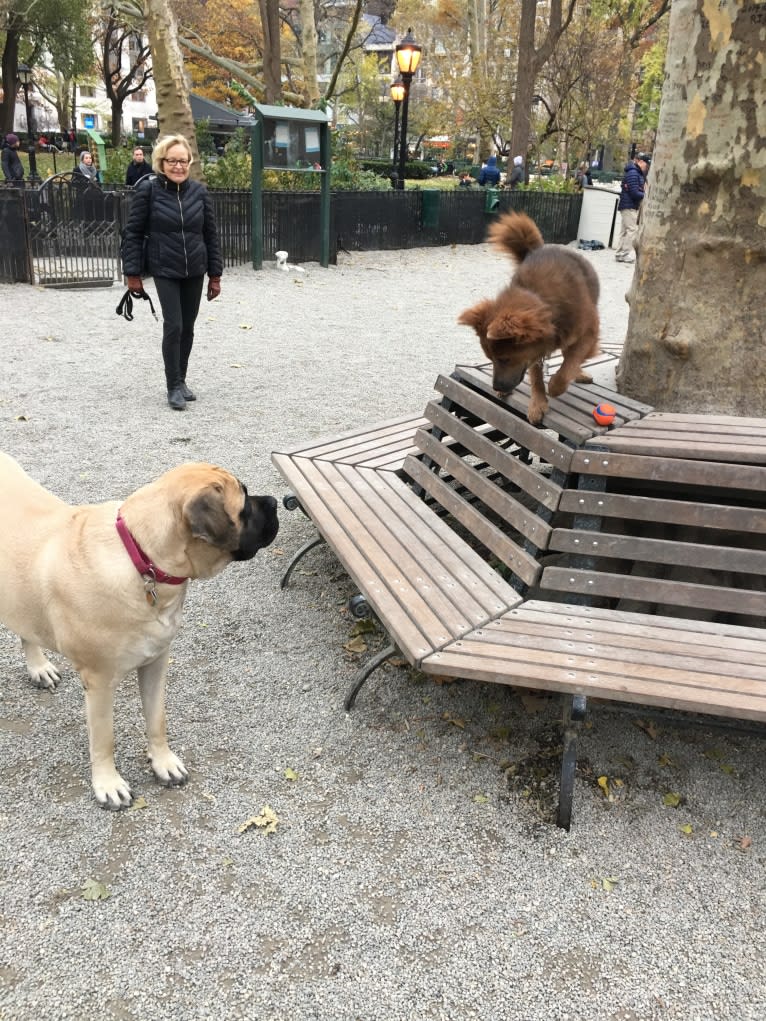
[121, 174, 223, 279]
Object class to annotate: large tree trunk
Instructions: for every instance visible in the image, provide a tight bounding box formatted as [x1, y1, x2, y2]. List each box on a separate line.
[299, 0, 319, 105]
[0, 27, 21, 134]
[143, 0, 201, 176]
[509, 0, 576, 167]
[259, 0, 282, 105]
[617, 0, 766, 413]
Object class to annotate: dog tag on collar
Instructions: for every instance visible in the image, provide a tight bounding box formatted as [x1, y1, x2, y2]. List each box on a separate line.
[143, 574, 158, 606]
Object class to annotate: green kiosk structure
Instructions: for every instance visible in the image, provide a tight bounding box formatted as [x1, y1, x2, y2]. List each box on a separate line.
[250, 104, 331, 270]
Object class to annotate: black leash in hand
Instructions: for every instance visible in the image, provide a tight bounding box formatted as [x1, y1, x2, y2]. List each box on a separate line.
[116, 288, 158, 322]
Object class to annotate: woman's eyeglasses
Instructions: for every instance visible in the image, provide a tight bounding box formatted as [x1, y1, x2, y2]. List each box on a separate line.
[163, 158, 190, 167]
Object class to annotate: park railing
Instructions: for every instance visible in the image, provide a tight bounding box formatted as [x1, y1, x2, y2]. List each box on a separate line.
[0, 184, 582, 285]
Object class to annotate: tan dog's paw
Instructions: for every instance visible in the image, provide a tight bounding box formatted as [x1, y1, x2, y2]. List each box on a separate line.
[547, 370, 571, 398]
[93, 769, 134, 811]
[575, 371, 593, 383]
[149, 749, 189, 787]
[27, 661, 61, 691]
[21, 641, 61, 691]
[527, 398, 548, 425]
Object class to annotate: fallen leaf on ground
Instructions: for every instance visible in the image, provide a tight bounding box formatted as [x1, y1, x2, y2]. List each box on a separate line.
[634, 718, 659, 739]
[283, 767, 299, 781]
[663, 791, 683, 808]
[238, 805, 279, 835]
[82, 879, 110, 901]
[736, 835, 753, 851]
[679, 823, 693, 835]
[344, 636, 367, 654]
[443, 713, 465, 729]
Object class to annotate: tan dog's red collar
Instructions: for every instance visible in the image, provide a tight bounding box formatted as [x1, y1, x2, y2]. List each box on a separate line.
[116, 511, 187, 605]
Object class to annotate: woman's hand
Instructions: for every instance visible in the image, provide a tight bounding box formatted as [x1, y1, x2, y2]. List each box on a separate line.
[207, 277, 221, 301]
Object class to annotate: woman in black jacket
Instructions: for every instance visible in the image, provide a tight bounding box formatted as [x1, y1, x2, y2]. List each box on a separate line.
[121, 134, 222, 410]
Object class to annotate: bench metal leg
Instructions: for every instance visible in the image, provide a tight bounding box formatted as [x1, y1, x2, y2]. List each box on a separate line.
[344, 643, 398, 712]
[279, 535, 325, 590]
[557, 694, 587, 831]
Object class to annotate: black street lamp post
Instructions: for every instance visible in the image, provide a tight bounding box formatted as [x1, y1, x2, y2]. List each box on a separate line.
[389, 78, 405, 189]
[394, 28, 422, 192]
[17, 62, 41, 184]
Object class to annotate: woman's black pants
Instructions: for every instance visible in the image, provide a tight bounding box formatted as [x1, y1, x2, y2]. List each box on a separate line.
[153, 276, 205, 390]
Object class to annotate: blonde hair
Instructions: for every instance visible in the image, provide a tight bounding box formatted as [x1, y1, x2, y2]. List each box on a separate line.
[152, 134, 194, 175]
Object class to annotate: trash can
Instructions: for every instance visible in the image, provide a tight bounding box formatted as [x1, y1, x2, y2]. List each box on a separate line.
[421, 190, 440, 228]
[484, 188, 500, 213]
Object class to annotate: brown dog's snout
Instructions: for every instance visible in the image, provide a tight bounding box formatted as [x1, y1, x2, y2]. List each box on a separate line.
[493, 366, 526, 396]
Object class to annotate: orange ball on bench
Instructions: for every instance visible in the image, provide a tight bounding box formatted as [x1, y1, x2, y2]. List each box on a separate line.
[593, 402, 616, 426]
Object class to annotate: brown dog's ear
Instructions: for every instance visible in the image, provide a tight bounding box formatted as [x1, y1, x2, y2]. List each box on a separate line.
[184, 486, 239, 549]
[488, 305, 555, 345]
[457, 299, 495, 337]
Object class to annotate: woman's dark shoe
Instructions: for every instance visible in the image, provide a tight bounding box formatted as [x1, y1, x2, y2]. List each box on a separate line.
[180, 381, 196, 401]
[168, 386, 187, 410]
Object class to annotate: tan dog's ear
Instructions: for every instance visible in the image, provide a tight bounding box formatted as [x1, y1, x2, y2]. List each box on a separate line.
[457, 299, 494, 337]
[184, 486, 239, 549]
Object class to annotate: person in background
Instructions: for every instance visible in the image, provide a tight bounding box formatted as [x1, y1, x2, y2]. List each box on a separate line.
[74, 150, 99, 185]
[615, 152, 651, 263]
[508, 155, 524, 190]
[1, 134, 24, 185]
[121, 134, 222, 411]
[125, 146, 152, 186]
[458, 172, 474, 187]
[478, 154, 501, 187]
[574, 161, 593, 189]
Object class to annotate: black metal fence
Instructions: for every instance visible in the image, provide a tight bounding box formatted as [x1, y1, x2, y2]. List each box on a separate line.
[0, 183, 582, 285]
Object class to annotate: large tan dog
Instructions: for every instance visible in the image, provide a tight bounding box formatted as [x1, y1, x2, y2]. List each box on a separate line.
[458, 212, 600, 424]
[0, 453, 279, 809]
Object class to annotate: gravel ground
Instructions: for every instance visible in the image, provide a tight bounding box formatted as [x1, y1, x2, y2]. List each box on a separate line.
[0, 242, 765, 1021]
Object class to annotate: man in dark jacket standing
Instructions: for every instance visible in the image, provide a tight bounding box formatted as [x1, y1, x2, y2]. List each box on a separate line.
[121, 134, 222, 411]
[2, 134, 25, 185]
[125, 146, 152, 186]
[615, 152, 651, 263]
[478, 155, 501, 187]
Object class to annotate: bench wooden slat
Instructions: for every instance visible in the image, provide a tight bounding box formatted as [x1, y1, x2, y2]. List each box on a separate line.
[273, 454, 452, 661]
[272, 454, 520, 663]
[341, 464, 516, 611]
[421, 402, 562, 510]
[274, 414, 427, 468]
[422, 643, 766, 721]
[540, 565, 766, 618]
[486, 604, 766, 663]
[433, 374, 575, 469]
[559, 490, 766, 533]
[415, 428, 553, 549]
[587, 434, 766, 465]
[518, 599, 766, 651]
[549, 528, 766, 576]
[404, 455, 542, 587]
[572, 449, 766, 490]
[449, 365, 594, 444]
[422, 604, 766, 721]
[439, 624, 766, 686]
[450, 363, 653, 436]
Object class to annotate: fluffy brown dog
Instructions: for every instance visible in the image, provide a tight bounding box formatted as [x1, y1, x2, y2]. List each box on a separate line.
[458, 212, 600, 424]
[0, 454, 279, 809]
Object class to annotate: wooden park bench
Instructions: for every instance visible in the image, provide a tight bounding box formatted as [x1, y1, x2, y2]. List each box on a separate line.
[273, 367, 766, 828]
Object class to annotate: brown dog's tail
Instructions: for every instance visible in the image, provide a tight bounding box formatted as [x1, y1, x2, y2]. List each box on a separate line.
[487, 212, 544, 264]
